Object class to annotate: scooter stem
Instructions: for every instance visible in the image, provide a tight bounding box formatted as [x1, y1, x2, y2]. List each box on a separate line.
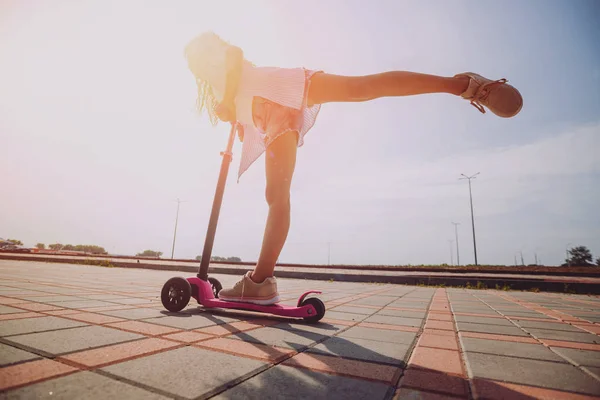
[197, 123, 237, 280]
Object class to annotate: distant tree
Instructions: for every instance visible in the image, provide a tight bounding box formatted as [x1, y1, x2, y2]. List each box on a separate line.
[195, 255, 202, 261]
[210, 256, 241, 262]
[597, 257, 600, 267]
[565, 246, 594, 266]
[211, 256, 225, 261]
[48, 243, 63, 250]
[35, 243, 45, 250]
[63, 244, 75, 251]
[7, 239, 23, 246]
[226, 256, 242, 262]
[136, 250, 163, 258]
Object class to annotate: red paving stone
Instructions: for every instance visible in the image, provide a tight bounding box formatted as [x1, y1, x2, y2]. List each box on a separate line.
[428, 312, 453, 322]
[162, 331, 213, 343]
[358, 322, 420, 332]
[408, 347, 464, 376]
[459, 331, 538, 344]
[423, 328, 456, 337]
[43, 309, 82, 316]
[12, 303, 63, 312]
[471, 378, 599, 400]
[418, 333, 459, 351]
[62, 312, 125, 325]
[541, 339, 600, 351]
[575, 324, 600, 335]
[196, 337, 295, 363]
[106, 320, 181, 336]
[61, 338, 180, 368]
[283, 352, 400, 384]
[0, 359, 78, 391]
[400, 369, 468, 397]
[424, 320, 454, 331]
[0, 312, 44, 321]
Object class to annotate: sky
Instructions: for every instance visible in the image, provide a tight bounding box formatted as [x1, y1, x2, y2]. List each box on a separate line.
[1, 0, 599, 266]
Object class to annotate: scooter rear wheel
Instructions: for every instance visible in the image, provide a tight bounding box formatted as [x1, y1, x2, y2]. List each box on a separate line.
[161, 277, 191, 312]
[301, 297, 326, 323]
[208, 277, 222, 298]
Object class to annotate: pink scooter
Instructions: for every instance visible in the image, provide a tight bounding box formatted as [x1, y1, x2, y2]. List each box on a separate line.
[160, 124, 325, 323]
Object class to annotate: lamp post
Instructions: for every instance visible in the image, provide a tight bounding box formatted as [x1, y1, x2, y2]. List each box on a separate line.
[171, 198, 187, 259]
[451, 222, 460, 266]
[460, 173, 480, 265]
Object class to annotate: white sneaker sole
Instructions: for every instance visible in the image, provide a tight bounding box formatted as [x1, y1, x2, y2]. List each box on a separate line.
[219, 294, 280, 306]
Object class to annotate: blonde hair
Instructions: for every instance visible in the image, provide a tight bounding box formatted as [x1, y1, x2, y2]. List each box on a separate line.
[184, 31, 227, 126]
[194, 78, 219, 126]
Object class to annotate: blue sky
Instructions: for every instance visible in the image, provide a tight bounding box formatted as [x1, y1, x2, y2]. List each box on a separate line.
[1, 0, 599, 266]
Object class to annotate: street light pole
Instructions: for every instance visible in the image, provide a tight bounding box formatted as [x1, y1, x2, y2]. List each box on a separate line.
[448, 240, 454, 266]
[460, 173, 480, 266]
[451, 222, 460, 266]
[171, 198, 187, 259]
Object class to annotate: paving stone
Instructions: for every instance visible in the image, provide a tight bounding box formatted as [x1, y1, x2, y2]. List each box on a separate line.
[98, 308, 165, 320]
[453, 315, 512, 325]
[525, 328, 600, 344]
[456, 322, 529, 337]
[321, 311, 367, 322]
[375, 309, 427, 319]
[0, 305, 27, 314]
[350, 296, 398, 306]
[307, 336, 410, 366]
[213, 364, 390, 400]
[0, 343, 41, 366]
[586, 366, 600, 378]
[0, 371, 169, 400]
[15, 295, 83, 302]
[461, 337, 566, 362]
[0, 316, 87, 337]
[270, 321, 346, 336]
[551, 347, 600, 367]
[331, 305, 376, 315]
[364, 315, 422, 327]
[512, 319, 588, 332]
[102, 346, 266, 399]
[339, 326, 417, 344]
[227, 326, 327, 350]
[46, 300, 118, 309]
[142, 314, 231, 330]
[464, 352, 600, 395]
[6, 325, 143, 356]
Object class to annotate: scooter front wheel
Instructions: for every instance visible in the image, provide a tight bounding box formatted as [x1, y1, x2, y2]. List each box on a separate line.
[301, 297, 326, 323]
[161, 277, 191, 312]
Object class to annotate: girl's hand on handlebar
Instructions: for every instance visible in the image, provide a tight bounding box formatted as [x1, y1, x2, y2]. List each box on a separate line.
[216, 102, 236, 122]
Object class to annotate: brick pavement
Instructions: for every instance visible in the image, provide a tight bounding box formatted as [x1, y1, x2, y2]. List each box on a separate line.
[0, 260, 599, 399]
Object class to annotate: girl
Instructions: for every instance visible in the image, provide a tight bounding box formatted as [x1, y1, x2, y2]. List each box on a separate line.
[184, 31, 522, 305]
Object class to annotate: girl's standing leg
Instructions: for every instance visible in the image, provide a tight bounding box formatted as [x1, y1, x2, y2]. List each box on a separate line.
[218, 131, 297, 303]
[251, 131, 298, 283]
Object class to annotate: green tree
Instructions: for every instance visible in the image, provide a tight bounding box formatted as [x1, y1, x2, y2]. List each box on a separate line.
[226, 256, 242, 262]
[35, 243, 45, 250]
[597, 257, 600, 267]
[7, 239, 23, 246]
[63, 244, 75, 251]
[48, 243, 63, 250]
[136, 250, 163, 258]
[565, 246, 594, 266]
[195, 255, 202, 261]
